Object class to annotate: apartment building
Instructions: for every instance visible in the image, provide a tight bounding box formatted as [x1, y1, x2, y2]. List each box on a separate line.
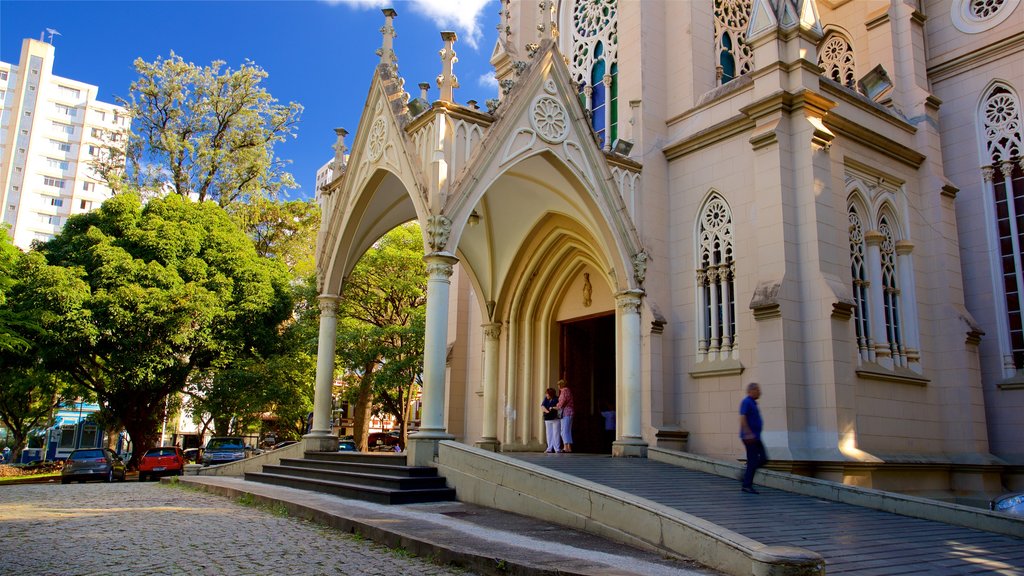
[0, 38, 126, 249]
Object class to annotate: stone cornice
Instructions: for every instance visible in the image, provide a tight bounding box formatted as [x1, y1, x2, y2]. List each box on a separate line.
[604, 151, 643, 172]
[819, 79, 915, 134]
[927, 31, 1024, 84]
[663, 113, 755, 161]
[825, 113, 925, 168]
[405, 101, 495, 134]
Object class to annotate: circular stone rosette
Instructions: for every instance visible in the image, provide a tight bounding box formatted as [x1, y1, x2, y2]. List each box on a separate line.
[367, 117, 387, 161]
[529, 96, 569, 144]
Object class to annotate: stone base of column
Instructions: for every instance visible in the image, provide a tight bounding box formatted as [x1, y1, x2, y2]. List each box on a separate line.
[407, 432, 454, 467]
[302, 434, 338, 453]
[474, 437, 500, 452]
[613, 438, 648, 458]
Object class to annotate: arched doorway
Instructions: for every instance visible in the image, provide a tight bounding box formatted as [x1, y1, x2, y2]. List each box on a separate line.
[560, 313, 616, 453]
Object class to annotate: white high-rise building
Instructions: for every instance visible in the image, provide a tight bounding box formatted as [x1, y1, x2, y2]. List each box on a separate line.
[0, 38, 127, 250]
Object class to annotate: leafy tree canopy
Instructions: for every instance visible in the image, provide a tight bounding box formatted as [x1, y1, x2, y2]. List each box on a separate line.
[231, 198, 320, 278]
[26, 193, 293, 466]
[101, 52, 302, 207]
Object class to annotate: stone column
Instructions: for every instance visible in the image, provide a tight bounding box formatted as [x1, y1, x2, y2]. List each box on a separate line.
[304, 294, 340, 452]
[865, 230, 888, 367]
[409, 253, 458, 465]
[614, 290, 647, 457]
[475, 323, 502, 451]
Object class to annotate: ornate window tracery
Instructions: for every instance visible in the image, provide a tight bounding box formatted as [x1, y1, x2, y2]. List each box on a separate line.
[980, 83, 1024, 371]
[714, 0, 753, 84]
[952, 0, 1020, 33]
[878, 215, 906, 367]
[696, 194, 736, 360]
[568, 0, 618, 150]
[849, 206, 871, 362]
[818, 33, 856, 89]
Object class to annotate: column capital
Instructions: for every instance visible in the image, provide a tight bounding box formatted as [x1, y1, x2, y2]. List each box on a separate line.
[894, 240, 914, 255]
[1000, 160, 1016, 179]
[318, 294, 340, 316]
[424, 252, 459, 280]
[482, 322, 502, 340]
[864, 230, 885, 246]
[981, 165, 996, 182]
[615, 289, 644, 314]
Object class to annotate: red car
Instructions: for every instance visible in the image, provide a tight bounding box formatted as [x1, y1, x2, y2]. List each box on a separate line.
[367, 431, 401, 451]
[138, 446, 185, 481]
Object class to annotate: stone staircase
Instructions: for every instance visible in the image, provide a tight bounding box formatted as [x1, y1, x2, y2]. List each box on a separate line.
[245, 451, 456, 505]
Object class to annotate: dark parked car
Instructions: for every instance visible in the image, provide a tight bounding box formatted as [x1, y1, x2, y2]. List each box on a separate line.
[61, 448, 126, 484]
[201, 437, 246, 466]
[138, 446, 185, 481]
[367, 431, 401, 451]
[182, 448, 200, 463]
[338, 440, 358, 452]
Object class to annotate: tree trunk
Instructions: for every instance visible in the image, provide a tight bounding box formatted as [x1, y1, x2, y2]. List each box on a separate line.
[123, 419, 161, 470]
[352, 365, 375, 451]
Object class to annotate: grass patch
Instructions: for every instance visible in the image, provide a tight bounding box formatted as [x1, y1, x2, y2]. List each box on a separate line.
[236, 492, 290, 517]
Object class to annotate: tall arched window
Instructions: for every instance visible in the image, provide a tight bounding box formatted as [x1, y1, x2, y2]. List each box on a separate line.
[714, 0, 753, 84]
[849, 205, 872, 362]
[819, 33, 856, 89]
[697, 194, 736, 360]
[980, 83, 1024, 371]
[878, 213, 906, 367]
[569, 0, 619, 151]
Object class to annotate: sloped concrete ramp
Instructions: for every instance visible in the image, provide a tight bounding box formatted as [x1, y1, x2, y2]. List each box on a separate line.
[436, 442, 1024, 576]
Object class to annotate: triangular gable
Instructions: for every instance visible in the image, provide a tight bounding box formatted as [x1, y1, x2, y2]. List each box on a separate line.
[444, 40, 645, 290]
[747, 0, 780, 42]
[319, 64, 430, 293]
[796, 0, 824, 37]
[777, 0, 801, 31]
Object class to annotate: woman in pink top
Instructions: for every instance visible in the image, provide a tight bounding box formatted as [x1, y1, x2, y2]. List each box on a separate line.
[555, 379, 574, 453]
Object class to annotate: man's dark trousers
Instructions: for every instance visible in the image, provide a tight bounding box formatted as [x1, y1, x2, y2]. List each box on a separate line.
[742, 438, 766, 488]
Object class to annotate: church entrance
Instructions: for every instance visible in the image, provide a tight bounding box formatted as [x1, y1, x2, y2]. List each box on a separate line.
[559, 314, 616, 453]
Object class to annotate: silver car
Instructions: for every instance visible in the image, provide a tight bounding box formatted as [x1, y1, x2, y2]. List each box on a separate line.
[61, 448, 127, 484]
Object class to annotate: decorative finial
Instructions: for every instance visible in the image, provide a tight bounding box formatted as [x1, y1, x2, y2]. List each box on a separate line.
[538, 0, 555, 41]
[377, 9, 399, 71]
[418, 82, 430, 101]
[437, 31, 459, 103]
[333, 128, 349, 170]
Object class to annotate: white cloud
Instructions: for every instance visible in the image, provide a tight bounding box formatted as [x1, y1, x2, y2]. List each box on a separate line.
[325, 0, 491, 49]
[478, 72, 498, 90]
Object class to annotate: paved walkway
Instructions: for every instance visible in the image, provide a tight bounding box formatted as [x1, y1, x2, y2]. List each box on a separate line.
[0, 482, 469, 576]
[0, 478, 718, 576]
[513, 453, 1024, 576]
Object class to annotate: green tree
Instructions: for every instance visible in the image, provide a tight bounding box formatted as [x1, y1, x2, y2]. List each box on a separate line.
[30, 193, 293, 467]
[99, 52, 302, 207]
[336, 223, 427, 451]
[0, 248, 82, 463]
[0, 229, 36, 353]
[231, 198, 320, 278]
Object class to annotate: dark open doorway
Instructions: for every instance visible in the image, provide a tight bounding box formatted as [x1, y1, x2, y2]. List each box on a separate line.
[559, 314, 616, 453]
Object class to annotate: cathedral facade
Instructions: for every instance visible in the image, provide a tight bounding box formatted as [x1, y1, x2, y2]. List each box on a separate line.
[313, 0, 1024, 501]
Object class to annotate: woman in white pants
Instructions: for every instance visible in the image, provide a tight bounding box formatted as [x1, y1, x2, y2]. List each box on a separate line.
[541, 387, 562, 453]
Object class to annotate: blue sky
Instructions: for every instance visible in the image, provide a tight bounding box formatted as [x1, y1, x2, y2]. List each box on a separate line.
[1, 0, 500, 200]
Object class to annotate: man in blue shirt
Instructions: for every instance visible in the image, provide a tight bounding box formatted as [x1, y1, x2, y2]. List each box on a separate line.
[739, 382, 766, 494]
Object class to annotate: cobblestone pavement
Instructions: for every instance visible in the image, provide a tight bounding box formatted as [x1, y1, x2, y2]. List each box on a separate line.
[0, 481, 476, 576]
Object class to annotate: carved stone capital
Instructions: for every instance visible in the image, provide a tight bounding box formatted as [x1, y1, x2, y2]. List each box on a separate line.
[482, 322, 502, 341]
[981, 165, 996, 182]
[1000, 161, 1016, 179]
[424, 252, 458, 280]
[615, 289, 644, 315]
[318, 294, 340, 317]
[864, 230, 885, 246]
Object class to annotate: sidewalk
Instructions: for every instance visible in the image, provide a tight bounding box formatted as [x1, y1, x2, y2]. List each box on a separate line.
[178, 475, 722, 576]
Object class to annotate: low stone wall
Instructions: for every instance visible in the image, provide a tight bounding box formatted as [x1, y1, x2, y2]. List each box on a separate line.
[648, 447, 1024, 538]
[436, 441, 824, 576]
[196, 440, 307, 477]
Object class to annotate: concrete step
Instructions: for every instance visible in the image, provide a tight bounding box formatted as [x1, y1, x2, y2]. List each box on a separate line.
[244, 471, 456, 505]
[260, 463, 450, 491]
[304, 451, 407, 466]
[286, 455, 439, 477]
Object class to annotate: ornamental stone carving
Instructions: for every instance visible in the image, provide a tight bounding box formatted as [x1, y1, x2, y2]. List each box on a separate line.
[632, 251, 649, 286]
[318, 295, 340, 317]
[530, 95, 569, 144]
[427, 214, 452, 252]
[483, 323, 502, 340]
[367, 116, 387, 162]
